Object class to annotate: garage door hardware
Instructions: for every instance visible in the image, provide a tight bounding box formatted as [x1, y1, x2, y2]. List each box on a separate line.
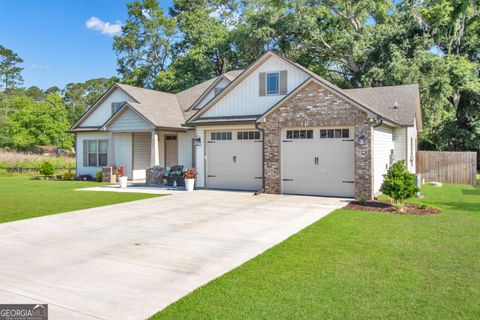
[207, 141, 216, 143]
[282, 140, 293, 142]
[314, 157, 319, 165]
[342, 139, 354, 142]
[233, 156, 237, 163]
[342, 180, 354, 183]
[208, 175, 216, 177]
[282, 178, 294, 181]
[255, 177, 263, 179]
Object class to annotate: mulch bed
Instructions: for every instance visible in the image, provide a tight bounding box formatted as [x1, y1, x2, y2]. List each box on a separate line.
[345, 200, 440, 215]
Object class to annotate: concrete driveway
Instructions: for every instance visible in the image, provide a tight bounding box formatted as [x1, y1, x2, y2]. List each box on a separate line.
[0, 190, 348, 319]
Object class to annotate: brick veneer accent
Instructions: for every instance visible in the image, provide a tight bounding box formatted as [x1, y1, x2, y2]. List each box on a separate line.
[262, 81, 373, 199]
[102, 166, 117, 183]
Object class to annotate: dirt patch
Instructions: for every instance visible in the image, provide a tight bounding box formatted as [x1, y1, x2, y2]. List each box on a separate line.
[345, 200, 440, 215]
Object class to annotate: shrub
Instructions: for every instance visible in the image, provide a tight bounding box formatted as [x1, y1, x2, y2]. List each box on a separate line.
[358, 196, 367, 206]
[96, 171, 103, 182]
[76, 174, 94, 181]
[381, 160, 419, 204]
[39, 161, 55, 177]
[63, 170, 75, 181]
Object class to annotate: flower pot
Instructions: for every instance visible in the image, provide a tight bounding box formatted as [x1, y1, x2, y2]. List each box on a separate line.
[118, 176, 128, 189]
[185, 178, 195, 192]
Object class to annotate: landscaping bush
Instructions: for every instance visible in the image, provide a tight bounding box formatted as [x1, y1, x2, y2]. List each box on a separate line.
[63, 170, 75, 181]
[96, 171, 103, 182]
[76, 174, 94, 181]
[381, 160, 419, 204]
[39, 161, 55, 177]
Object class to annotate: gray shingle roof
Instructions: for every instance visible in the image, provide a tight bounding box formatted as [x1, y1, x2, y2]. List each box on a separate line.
[116, 83, 185, 129]
[344, 84, 420, 127]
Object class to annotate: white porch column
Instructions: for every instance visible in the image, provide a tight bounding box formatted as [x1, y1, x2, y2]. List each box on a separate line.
[150, 130, 159, 166]
[107, 132, 115, 166]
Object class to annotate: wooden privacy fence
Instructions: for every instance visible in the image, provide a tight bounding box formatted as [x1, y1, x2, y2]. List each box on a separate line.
[417, 151, 477, 185]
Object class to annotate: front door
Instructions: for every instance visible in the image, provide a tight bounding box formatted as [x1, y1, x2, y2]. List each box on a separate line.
[165, 135, 178, 167]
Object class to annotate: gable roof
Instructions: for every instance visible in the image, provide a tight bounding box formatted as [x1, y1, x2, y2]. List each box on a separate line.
[71, 51, 421, 133]
[344, 84, 422, 129]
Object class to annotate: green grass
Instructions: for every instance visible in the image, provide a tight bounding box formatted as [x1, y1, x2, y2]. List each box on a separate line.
[0, 176, 163, 223]
[152, 183, 480, 320]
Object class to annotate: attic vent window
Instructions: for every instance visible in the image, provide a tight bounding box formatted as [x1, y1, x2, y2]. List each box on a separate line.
[112, 102, 125, 114]
[393, 101, 399, 109]
[213, 87, 225, 96]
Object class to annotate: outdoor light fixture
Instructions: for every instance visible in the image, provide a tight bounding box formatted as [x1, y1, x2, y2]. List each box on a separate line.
[194, 136, 202, 146]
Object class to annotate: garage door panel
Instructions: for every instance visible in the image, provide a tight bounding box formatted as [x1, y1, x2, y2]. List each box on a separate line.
[282, 128, 354, 197]
[206, 132, 262, 191]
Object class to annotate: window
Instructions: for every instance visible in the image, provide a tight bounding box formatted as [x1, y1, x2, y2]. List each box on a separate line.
[166, 135, 177, 140]
[111, 102, 124, 114]
[210, 132, 232, 140]
[266, 72, 279, 95]
[237, 131, 261, 140]
[213, 87, 225, 96]
[286, 130, 313, 139]
[87, 140, 108, 167]
[320, 128, 350, 139]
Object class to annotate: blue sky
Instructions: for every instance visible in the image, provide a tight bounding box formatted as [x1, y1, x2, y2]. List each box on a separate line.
[0, 0, 172, 89]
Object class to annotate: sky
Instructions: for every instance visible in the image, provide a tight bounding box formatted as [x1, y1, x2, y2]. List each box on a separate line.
[0, 0, 172, 90]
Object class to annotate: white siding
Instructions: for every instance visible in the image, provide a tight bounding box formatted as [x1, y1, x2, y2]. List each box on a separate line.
[132, 132, 151, 180]
[202, 55, 309, 118]
[108, 108, 153, 132]
[373, 125, 394, 194]
[114, 132, 133, 179]
[81, 89, 133, 127]
[392, 125, 416, 174]
[406, 120, 417, 173]
[178, 132, 195, 168]
[393, 127, 407, 164]
[76, 132, 109, 177]
[195, 129, 205, 187]
[196, 78, 231, 109]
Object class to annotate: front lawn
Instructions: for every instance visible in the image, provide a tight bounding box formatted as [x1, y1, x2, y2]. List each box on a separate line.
[0, 176, 163, 223]
[152, 183, 480, 319]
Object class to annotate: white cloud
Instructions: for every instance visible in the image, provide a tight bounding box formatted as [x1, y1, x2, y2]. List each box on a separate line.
[85, 16, 122, 36]
[30, 64, 49, 69]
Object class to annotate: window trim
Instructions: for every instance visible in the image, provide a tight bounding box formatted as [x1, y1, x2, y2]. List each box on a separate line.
[237, 131, 261, 140]
[320, 128, 350, 139]
[86, 139, 108, 167]
[210, 132, 232, 141]
[286, 130, 314, 139]
[266, 72, 280, 95]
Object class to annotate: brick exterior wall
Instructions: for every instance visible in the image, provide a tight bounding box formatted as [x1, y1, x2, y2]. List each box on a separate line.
[262, 81, 373, 199]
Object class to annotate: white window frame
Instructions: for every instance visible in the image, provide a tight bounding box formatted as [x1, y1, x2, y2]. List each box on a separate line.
[87, 140, 108, 167]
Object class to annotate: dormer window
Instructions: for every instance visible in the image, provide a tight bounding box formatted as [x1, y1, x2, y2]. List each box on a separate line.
[266, 72, 279, 95]
[111, 102, 124, 114]
[213, 87, 225, 96]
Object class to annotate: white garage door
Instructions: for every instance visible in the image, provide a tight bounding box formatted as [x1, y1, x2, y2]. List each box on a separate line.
[206, 130, 263, 191]
[281, 128, 355, 197]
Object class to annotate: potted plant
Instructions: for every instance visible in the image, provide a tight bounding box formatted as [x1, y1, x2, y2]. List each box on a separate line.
[183, 168, 196, 192]
[117, 166, 128, 188]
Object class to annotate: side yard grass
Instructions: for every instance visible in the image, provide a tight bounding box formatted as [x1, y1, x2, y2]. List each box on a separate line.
[0, 176, 163, 223]
[152, 182, 480, 320]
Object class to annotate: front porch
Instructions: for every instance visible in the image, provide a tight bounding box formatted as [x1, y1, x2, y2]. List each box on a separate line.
[104, 129, 195, 181]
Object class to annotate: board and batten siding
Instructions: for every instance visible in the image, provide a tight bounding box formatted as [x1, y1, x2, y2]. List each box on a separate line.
[76, 132, 110, 177]
[81, 89, 133, 127]
[393, 127, 407, 165]
[202, 55, 310, 118]
[196, 78, 231, 110]
[132, 132, 151, 180]
[178, 132, 195, 168]
[108, 108, 153, 132]
[113, 132, 133, 178]
[373, 125, 394, 194]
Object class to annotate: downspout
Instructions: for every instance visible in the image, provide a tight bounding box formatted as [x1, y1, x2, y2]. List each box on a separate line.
[255, 121, 265, 195]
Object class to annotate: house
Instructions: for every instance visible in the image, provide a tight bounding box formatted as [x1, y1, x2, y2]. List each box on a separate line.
[69, 51, 422, 199]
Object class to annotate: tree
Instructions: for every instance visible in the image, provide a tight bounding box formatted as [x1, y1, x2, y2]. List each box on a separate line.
[0, 45, 23, 91]
[0, 94, 73, 150]
[25, 86, 45, 101]
[381, 160, 419, 205]
[114, 0, 177, 88]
